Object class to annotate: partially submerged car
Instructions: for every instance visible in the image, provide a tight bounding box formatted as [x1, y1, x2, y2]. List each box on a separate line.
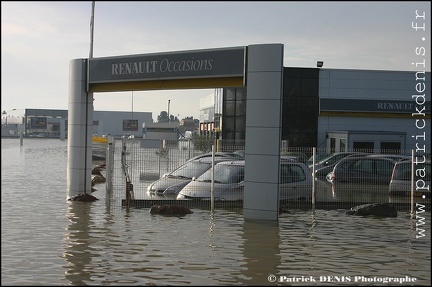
[176, 159, 313, 201]
[146, 156, 239, 196]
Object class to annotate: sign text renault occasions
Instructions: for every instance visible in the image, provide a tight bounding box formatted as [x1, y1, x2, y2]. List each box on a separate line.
[88, 47, 246, 84]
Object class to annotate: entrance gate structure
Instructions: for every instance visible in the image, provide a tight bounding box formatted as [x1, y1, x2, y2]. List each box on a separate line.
[67, 43, 284, 221]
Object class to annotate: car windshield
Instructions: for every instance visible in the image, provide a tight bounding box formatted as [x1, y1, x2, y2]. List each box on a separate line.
[197, 164, 244, 184]
[167, 161, 211, 179]
[308, 153, 330, 163]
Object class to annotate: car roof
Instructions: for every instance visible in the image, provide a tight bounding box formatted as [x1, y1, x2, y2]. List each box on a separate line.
[365, 154, 411, 159]
[339, 155, 397, 162]
[396, 159, 431, 164]
[216, 159, 245, 166]
[191, 156, 240, 163]
[187, 152, 243, 161]
[214, 158, 307, 166]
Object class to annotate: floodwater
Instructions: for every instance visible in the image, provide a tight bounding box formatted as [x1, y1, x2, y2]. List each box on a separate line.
[1, 138, 430, 286]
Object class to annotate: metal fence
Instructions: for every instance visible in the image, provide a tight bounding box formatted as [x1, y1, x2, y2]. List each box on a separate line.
[98, 138, 430, 213]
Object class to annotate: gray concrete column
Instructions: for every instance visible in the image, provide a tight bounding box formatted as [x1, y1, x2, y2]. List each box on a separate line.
[59, 118, 66, 141]
[244, 44, 284, 221]
[67, 59, 93, 199]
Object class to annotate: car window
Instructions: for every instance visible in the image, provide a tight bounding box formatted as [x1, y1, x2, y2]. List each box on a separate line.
[328, 154, 345, 165]
[352, 159, 373, 172]
[281, 164, 306, 183]
[376, 160, 394, 176]
[394, 163, 411, 180]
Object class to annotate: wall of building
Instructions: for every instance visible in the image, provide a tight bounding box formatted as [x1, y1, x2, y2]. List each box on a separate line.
[93, 111, 153, 138]
[317, 69, 431, 152]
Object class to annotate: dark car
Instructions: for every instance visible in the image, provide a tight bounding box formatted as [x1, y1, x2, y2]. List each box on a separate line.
[309, 152, 368, 170]
[328, 156, 397, 186]
[313, 152, 368, 180]
[306, 153, 330, 166]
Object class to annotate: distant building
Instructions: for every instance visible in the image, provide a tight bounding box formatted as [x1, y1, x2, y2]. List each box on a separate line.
[178, 118, 197, 137]
[1, 108, 153, 139]
[143, 121, 179, 141]
[199, 89, 222, 137]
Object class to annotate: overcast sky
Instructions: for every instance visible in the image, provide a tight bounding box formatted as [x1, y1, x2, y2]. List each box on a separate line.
[2, 1, 430, 121]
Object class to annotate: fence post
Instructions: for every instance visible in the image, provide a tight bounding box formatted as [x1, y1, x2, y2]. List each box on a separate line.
[106, 137, 113, 192]
[312, 147, 316, 209]
[211, 144, 215, 213]
[126, 180, 133, 207]
[105, 137, 114, 209]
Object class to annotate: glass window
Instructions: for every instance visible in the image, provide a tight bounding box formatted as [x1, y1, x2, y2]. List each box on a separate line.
[376, 160, 394, 176]
[225, 89, 236, 101]
[198, 164, 244, 184]
[340, 138, 346, 152]
[281, 164, 305, 183]
[330, 138, 336, 153]
[352, 159, 373, 172]
[353, 142, 374, 151]
[224, 101, 235, 116]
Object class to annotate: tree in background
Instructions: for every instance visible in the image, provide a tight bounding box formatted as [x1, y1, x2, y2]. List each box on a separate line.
[157, 111, 178, 123]
[190, 132, 214, 152]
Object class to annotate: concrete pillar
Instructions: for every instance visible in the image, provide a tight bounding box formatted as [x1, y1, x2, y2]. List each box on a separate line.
[60, 118, 66, 141]
[67, 59, 93, 199]
[243, 44, 284, 221]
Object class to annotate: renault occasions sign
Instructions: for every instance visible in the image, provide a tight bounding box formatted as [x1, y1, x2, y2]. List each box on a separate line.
[88, 46, 246, 84]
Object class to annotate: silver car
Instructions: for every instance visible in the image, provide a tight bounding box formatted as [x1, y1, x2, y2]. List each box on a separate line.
[176, 159, 313, 201]
[147, 156, 239, 196]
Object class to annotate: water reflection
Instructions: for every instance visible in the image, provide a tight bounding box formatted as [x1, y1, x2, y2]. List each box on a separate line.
[62, 201, 94, 285]
[238, 220, 281, 285]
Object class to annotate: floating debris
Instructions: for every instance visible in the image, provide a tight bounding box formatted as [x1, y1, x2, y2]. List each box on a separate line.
[68, 193, 99, 202]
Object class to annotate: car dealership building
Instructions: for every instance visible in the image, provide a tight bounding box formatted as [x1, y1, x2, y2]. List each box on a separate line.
[199, 67, 430, 153]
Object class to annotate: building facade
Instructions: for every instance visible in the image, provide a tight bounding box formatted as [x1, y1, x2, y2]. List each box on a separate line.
[201, 67, 430, 153]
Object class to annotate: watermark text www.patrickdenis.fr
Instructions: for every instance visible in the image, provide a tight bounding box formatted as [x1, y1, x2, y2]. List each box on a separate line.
[411, 9, 429, 240]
